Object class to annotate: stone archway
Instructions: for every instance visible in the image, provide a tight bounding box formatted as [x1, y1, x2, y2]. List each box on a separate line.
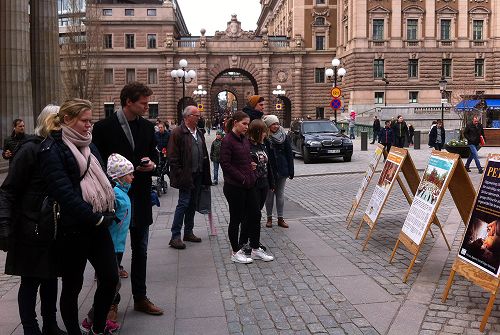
[278, 96, 292, 128]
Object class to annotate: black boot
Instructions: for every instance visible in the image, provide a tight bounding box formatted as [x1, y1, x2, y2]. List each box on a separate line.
[42, 323, 67, 335]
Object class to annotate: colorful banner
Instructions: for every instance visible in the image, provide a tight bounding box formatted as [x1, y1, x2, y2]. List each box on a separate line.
[355, 145, 383, 203]
[365, 151, 404, 223]
[459, 156, 500, 277]
[402, 155, 455, 245]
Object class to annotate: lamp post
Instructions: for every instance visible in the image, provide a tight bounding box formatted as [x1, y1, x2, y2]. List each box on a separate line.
[272, 84, 286, 121]
[325, 58, 347, 123]
[193, 84, 207, 103]
[170, 59, 197, 112]
[382, 77, 389, 106]
[439, 76, 448, 122]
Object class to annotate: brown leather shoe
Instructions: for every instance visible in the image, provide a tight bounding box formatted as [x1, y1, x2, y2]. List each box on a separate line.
[134, 297, 164, 315]
[277, 217, 289, 228]
[169, 238, 186, 249]
[183, 233, 202, 243]
[107, 304, 118, 322]
[266, 217, 272, 228]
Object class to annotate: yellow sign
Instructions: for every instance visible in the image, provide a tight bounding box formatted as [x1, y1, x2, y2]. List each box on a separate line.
[197, 103, 204, 111]
[331, 87, 342, 98]
[275, 103, 283, 110]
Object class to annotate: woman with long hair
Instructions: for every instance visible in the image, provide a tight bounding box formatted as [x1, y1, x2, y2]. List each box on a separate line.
[0, 105, 67, 335]
[39, 99, 119, 335]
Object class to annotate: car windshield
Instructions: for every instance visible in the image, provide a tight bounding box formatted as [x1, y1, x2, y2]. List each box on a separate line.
[302, 122, 339, 134]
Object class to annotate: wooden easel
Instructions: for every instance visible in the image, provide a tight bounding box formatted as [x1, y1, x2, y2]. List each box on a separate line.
[442, 154, 500, 332]
[390, 151, 475, 283]
[346, 144, 384, 228]
[356, 147, 437, 250]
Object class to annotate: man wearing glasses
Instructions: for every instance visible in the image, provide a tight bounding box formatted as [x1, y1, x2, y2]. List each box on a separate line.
[167, 105, 212, 249]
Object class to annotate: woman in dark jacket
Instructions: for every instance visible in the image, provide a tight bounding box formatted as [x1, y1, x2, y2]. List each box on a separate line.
[428, 120, 446, 151]
[0, 105, 66, 335]
[39, 99, 119, 335]
[220, 111, 272, 264]
[263, 115, 294, 228]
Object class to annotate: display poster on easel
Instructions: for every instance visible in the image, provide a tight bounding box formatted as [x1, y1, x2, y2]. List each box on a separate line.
[458, 156, 500, 277]
[365, 150, 405, 223]
[401, 155, 455, 245]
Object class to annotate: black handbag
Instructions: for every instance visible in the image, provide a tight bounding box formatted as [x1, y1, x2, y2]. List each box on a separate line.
[38, 196, 60, 240]
[196, 186, 211, 214]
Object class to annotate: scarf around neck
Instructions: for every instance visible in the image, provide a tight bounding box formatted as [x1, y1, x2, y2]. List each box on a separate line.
[61, 125, 115, 213]
[269, 126, 286, 144]
[117, 109, 135, 150]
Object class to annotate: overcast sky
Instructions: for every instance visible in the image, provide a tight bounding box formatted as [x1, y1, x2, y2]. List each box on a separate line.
[177, 0, 262, 36]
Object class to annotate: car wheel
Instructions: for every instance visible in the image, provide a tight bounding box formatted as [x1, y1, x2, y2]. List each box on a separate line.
[343, 154, 352, 162]
[303, 147, 312, 164]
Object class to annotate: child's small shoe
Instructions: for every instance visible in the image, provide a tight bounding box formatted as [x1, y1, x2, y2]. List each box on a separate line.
[80, 318, 92, 335]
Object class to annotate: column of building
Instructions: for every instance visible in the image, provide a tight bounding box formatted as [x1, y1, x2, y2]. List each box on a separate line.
[292, 55, 303, 120]
[164, 55, 176, 124]
[197, 55, 210, 122]
[0, 0, 34, 138]
[259, 55, 271, 113]
[30, 0, 60, 117]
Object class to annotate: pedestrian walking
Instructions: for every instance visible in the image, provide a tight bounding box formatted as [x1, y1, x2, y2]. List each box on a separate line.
[2, 118, 30, 163]
[464, 115, 485, 173]
[243, 95, 265, 121]
[263, 115, 294, 229]
[349, 111, 356, 139]
[378, 120, 394, 156]
[428, 120, 445, 151]
[92, 82, 164, 316]
[408, 124, 415, 146]
[371, 116, 380, 144]
[167, 105, 211, 249]
[210, 130, 223, 185]
[0, 105, 67, 335]
[392, 115, 409, 148]
[155, 121, 170, 178]
[39, 99, 119, 335]
[238, 119, 275, 261]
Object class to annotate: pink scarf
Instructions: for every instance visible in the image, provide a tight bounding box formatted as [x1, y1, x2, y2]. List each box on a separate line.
[61, 125, 115, 212]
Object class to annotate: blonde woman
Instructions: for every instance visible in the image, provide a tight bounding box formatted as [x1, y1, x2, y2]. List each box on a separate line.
[39, 99, 118, 335]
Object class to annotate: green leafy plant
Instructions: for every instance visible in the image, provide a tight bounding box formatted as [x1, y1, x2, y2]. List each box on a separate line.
[447, 139, 468, 146]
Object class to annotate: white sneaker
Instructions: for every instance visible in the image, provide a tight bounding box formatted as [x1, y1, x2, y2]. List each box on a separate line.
[251, 247, 274, 262]
[231, 249, 253, 264]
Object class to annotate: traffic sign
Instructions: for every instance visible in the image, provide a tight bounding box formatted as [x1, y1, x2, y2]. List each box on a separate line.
[441, 99, 448, 104]
[331, 87, 342, 98]
[330, 98, 342, 109]
[197, 103, 204, 111]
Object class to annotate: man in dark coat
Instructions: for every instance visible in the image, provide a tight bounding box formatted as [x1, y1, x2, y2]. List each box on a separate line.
[463, 115, 485, 173]
[243, 95, 265, 121]
[92, 82, 164, 315]
[167, 105, 211, 249]
[370, 116, 381, 144]
[428, 120, 446, 151]
[2, 118, 30, 163]
[391, 115, 409, 148]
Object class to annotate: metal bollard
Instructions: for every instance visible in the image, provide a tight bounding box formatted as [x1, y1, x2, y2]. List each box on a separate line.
[361, 131, 368, 151]
[414, 130, 421, 150]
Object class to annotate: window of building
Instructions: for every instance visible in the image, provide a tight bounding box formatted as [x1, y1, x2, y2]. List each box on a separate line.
[409, 91, 418, 103]
[315, 35, 325, 50]
[373, 19, 384, 40]
[442, 59, 452, 78]
[475, 59, 484, 78]
[440, 19, 451, 40]
[104, 68, 113, 85]
[408, 59, 418, 78]
[102, 9, 112, 16]
[103, 34, 112, 49]
[315, 17, 325, 26]
[104, 103, 115, 118]
[315, 107, 324, 119]
[374, 92, 384, 105]
[148, 103, 159, 119]
[147, 34, 157, 49]
[316, 0, 325, 4]
[147, 9, 157, 16]
[148, 68, 157, 85]
[473, 20, 483, 40]
[373, 59, 384, 78]
[125, 9, 134, 16]
[407, 19, 418, 41]
[314, 68, 325, 83]
[125, 34, 135, 49]
[126, 68, 135, 83]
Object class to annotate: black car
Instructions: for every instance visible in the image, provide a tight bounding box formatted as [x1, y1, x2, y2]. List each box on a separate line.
[288, 120, 353, 164]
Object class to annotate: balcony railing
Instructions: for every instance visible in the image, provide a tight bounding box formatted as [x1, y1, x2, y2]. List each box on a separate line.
[405, 40, 421, 47]
[177, 40, 197, 48]
[471, 40, 486, 47]
[369, 40, 386, 47]
[439, 40, 454, 47]
[269, 40, 289, 48]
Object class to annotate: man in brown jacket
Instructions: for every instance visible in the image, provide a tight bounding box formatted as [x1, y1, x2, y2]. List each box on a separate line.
[167, 105, 212, 249]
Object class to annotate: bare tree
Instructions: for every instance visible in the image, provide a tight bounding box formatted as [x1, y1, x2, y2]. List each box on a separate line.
[59, 0, 103, 101]
[449, 82, 483, 138]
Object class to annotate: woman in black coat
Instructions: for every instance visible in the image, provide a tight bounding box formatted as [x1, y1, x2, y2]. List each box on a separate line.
[0, 105, 66, 335]
[428, 120, 446, 151]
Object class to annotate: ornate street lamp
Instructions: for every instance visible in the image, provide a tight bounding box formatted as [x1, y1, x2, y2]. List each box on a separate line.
[171, 59, 197, 112]
[439, 76, 448, 122]
[325, 58, 347, 123]
[272, 85, 286, 121]
[193, 84, 207, 102]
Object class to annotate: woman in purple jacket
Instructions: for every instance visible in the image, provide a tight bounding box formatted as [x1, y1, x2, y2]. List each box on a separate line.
[220, 111, 273, 264]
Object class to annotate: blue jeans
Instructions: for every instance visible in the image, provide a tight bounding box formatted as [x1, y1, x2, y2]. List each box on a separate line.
[466, 144, 482, 170]
[349, 126, 355, 139]
[266, 177, 287, 217]
[213, 161, 219, 182]
[171, 173, 202, 239]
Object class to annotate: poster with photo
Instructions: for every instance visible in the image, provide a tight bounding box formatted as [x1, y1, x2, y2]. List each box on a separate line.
[459, 156, 500, 277]
[355, 145, 383, 202]
[402, 155, 455, 245]
[364, 151, 404, 223]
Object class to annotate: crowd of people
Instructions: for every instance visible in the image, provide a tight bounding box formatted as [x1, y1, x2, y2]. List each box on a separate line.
[0, 85, 295, 334]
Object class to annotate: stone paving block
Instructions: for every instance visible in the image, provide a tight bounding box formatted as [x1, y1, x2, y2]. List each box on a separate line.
[354, 301, 400, 334]
[174, 316, 229, 335]
[331, 275, 394, 305]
